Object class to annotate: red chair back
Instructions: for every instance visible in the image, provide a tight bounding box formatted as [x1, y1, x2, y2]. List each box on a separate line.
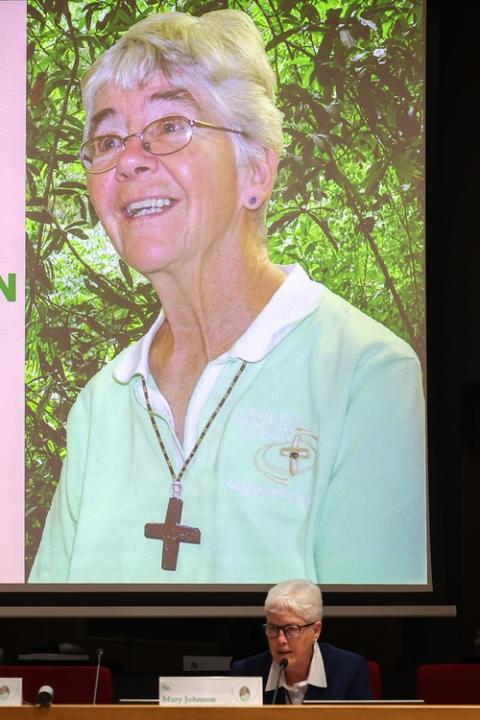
[367, 660, 382, 700]
[417, 663, 480, 704]
[0, 665, 112, 704]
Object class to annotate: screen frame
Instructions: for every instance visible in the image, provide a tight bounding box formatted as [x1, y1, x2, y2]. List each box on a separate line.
[0, 0, 459, 616]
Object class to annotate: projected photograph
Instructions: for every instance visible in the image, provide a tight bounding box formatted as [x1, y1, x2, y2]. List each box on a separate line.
[20, 0, 426, 586]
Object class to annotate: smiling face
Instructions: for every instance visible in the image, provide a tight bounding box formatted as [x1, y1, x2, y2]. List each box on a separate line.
[86, 71, 253, 279]
[266, 610, 321, 683]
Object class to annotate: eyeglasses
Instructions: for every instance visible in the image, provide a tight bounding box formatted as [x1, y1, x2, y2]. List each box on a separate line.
[79, 115, 245, 174]
[262, 622, 316, 639]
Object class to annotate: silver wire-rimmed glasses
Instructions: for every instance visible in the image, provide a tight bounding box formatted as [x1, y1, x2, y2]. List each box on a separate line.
[261, 622, 316, 639]
[79, 115, 245, 174]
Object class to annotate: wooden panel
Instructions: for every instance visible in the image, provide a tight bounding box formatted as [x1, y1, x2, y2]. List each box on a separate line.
[1, 705, 480, 719]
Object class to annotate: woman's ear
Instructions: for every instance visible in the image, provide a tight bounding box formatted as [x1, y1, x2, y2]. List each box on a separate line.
[241, 146, 278, 211]
[313, 620, 322, 642]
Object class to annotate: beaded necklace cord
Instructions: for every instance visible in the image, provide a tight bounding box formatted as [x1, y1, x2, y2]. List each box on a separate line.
[141, 360, 247, 570]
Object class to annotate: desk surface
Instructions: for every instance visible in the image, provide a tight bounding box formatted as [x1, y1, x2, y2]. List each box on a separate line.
[1, 706, 480, 719]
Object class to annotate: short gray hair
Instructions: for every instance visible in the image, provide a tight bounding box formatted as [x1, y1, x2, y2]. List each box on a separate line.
[81, 9, 284, 167]
[265, 579, 323, 623]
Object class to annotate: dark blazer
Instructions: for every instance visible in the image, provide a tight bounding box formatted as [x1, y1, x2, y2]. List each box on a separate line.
[230, 642, 373, 704]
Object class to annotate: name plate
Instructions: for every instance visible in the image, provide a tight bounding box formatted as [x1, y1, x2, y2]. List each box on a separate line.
[0, 678, 22, 706]
[159, 676, 262, 706]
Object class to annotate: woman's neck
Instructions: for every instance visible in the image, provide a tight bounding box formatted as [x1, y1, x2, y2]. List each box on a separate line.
[147, 241, 285, 441]
[285, 650, 314, 686]
[149, 244, 285, 363]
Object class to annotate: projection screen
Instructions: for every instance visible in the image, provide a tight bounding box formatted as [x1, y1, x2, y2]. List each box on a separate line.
[1, 0, 432, 610]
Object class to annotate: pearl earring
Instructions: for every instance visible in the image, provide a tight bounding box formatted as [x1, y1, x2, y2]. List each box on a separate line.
[249, 196, 257, 206]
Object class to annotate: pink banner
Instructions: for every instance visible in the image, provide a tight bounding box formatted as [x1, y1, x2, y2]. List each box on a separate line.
[0, 1, 26, 582]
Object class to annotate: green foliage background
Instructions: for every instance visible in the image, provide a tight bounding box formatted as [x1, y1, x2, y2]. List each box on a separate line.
[25, 0, 424, 571]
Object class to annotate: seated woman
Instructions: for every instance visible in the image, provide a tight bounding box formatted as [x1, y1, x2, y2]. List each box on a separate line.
[230, 579, 373, 703]
[29, 9, 426, 584]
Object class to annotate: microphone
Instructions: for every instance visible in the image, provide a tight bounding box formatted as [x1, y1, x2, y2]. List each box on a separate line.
[92, 648, 103, 705]
[35, 685, 54, 707]
[271, 658, 288, 705]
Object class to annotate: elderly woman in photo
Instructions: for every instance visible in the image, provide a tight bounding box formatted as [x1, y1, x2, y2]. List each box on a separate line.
[29, 9, 426, 583]
[230, 579, 373, 703]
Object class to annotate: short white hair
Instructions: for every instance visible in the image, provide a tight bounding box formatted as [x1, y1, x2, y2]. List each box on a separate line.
[81, 9, 284, 167]
[265, 579, 323, 623]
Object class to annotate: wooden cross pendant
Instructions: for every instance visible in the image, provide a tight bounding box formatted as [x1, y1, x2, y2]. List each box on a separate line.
[145, 497, 201, 571]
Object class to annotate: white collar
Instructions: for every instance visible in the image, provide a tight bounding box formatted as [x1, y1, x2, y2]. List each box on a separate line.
[114, 264, 324, 383]
[265, 643, 327, 692]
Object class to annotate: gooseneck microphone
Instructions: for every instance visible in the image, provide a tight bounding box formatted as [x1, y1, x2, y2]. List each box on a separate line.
[271, 657, 288, 705]
[92, 648, 104, 705]
[35, 685, 54, 707]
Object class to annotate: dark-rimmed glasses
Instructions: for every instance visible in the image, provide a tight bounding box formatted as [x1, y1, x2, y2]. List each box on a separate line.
[262, 622, 316, 639]
[79, 115, 245, 174]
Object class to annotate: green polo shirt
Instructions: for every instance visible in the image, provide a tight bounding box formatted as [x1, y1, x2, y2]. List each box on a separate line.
[29, 266, 427, 584]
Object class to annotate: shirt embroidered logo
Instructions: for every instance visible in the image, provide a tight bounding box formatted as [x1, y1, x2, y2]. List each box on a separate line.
[254, 429, 318, 484]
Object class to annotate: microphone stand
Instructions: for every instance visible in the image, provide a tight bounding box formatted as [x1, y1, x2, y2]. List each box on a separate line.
[272, 658, 288, 705]
[92, 648, 103, 705]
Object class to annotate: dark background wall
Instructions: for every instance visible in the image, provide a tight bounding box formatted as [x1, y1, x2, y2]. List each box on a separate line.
[1, 0, 479, 702]
[425, 0, 480, 660]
